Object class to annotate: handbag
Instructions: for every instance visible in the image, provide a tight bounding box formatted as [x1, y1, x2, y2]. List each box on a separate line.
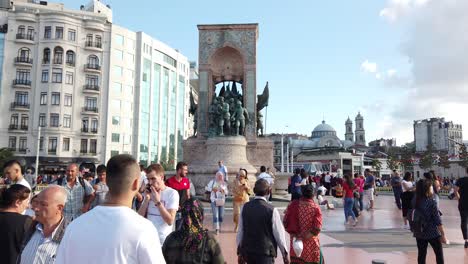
[215, 197, 225, 206]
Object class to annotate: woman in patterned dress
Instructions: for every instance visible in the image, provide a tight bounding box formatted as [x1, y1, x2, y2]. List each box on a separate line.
[232, 169, 251, 232]
[287, 184, 324, 264]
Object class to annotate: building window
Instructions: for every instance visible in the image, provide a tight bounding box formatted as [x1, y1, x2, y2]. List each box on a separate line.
[63, 138, 70, 151]
[125, 85, 133, 94]
[43, 48, 50, 64]
[90, 139, 97, 154]
[115, 34, 124, 45]
[91, 119, 98, 133]
[111, 99, 120, 110]
[55, 27, 63, 39]
[20, 115, 28, 130]
[82, 119, 89, 132]
[10, 114, 19, 126]
[87, 55, 99, 68]
[8, 137, 16, 150]
[50, 113, 59, 127]
[112, 116, 120, 125]
[113, 82, 122, 93]
[52, 68, 62, 83]
[27, 27, 34, 38]
[110, 150, 119, 157]
[41, 70, 49, 83]
[63, 114, 71, 128]
[44, 26, 51, 39]
[17, 25, 25, 35]
[64, 94, 72, 106]
[66, 50, 75, 66]
[68, 29, 76, 41]
[48, 137, 58, 153]
[14, 92, 28, 105]
[85, 97, 97, 109]
[17, 47, 31, 61]
[16, 69, 31, 83]
[51, 92, 60, 105]
[53, 47, 63, 64]
[85, 75, 99, 86]
[95, 35, 102, 48]
[114, 49, 123, 60]
[80, 139, 87, 153]
[113, 66, 123, 76]
[39, 137, 44, 151]
[39, 113, 46, 127]
[65, 72, 73, 84]
[19, 137, 27, 152]
[111, 133, 120, 143]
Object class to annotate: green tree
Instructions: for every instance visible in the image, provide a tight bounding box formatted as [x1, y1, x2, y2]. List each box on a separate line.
[0, 148, 14, 177]
[459, 144, 468, 169]
[387, 154, 400, 171]
[400, 148, 415, 170]
[372, 158, 382, 171]
[438, 151, 451, 177]
[419, 144, 435, 170]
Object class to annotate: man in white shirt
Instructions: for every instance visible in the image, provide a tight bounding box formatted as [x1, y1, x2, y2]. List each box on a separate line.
[2, 160, 31, 190]
[56, 154, 165, 264]
[138, 164, 179, 244]
[20, 185, 69, 264]
[257, 166, 274, 201]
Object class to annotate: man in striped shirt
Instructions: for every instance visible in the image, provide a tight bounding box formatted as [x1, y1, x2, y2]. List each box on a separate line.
[20, 185, 69, 264]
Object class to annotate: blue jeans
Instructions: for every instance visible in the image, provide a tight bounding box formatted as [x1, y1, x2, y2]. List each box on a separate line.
[344, 197, 356, 222]
[358, 192, 364, 211]
[211, 202, 225, 230]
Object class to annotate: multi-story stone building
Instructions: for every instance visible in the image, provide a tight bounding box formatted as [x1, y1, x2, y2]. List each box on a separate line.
[0, 0, 190, 171]
[414, 117, 463, 155]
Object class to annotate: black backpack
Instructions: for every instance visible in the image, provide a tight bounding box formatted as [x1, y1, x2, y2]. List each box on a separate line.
[407, 208, 426, 238]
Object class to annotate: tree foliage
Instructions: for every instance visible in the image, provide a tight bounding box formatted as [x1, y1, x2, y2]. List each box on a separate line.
[438, 151, 451, 169]
[459, 144, 468, 168]
[372, 158, 382, 171]
[419, 144, 435, 170]
[0, 148, 14, 177]
[386, 154, 400, 171]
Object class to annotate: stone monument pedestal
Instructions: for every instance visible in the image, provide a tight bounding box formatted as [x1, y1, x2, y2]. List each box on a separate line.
[183, 136, 273, 194]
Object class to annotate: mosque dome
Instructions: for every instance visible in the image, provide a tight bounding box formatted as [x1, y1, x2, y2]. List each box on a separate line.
[311, 120, 337, 139]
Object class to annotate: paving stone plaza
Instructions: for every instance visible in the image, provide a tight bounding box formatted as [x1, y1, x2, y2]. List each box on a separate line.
[201, 194, 467, 264]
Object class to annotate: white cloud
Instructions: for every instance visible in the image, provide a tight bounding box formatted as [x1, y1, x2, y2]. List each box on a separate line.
[377, 0, 468, 143]
[361, 60, 378, 73]
[387, 69, 397, 77]
[379, 0, 431, 22]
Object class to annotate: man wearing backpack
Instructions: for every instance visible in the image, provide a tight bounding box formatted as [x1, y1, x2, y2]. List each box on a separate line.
[59, 163, 95, 221]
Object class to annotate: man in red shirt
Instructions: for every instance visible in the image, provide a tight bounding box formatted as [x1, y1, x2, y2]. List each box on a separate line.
[166, 161, 190, 229]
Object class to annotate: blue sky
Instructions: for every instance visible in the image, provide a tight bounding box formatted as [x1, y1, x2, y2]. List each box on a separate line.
[63, 0, 468, 144]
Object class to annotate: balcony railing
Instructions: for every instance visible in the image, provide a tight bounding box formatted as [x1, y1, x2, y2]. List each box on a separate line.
[80, 149, 87, 154]
[42, 59, 50, 64]
[52, 58, 62, 64]
[90, 129, 98, 133]
[13, 79, 32, 86]
[11, 102, 30, 109]
[15, 57, 33, 64]
[9, 124, 18, 130]
[84, 84, 100, 91]
[20, 125, 28, 131]
[66, 61, 75, 67]
[81, 128, 98, 134]
[82, 106, 98, 113]
[48, 149, 57, 154]
[16, 33, 34, 41]
[85, 64, 101, 71]
[85, 41, 102, 48]
[81, 128, 89, 133]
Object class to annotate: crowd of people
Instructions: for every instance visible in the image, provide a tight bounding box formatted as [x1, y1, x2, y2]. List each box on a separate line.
[1, 155, 467, 264]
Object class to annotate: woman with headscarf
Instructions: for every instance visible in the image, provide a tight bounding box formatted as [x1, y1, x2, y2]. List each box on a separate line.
[205, 171, 228, 234]
[232, 169, 251, 232]
[162, 198, 225, 264]
[284, 184, 324, 264]
[0, 184, 32, 264]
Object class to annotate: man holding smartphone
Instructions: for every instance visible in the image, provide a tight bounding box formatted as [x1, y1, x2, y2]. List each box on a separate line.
[138, 164, 179, 245]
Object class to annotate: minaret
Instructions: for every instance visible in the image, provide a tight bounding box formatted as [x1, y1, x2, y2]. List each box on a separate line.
[355, 112, 366, 145]
[345, 117, 354, 142]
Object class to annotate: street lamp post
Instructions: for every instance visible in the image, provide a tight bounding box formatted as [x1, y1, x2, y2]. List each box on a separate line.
[35, 126, 41, 179]
[286, 142, 290, 173]
[280, 134, 284, 172]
